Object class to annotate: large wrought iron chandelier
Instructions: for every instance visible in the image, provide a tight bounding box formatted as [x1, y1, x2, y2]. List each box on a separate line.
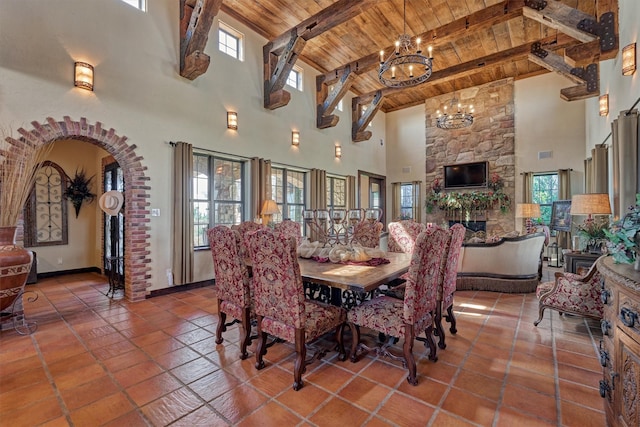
[378, 0, 433, 88]
[436, 94, 474, 130]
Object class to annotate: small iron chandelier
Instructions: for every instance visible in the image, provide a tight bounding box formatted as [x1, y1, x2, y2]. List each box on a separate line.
[436, 92, 474, 130]
[379, 0, 433, 88]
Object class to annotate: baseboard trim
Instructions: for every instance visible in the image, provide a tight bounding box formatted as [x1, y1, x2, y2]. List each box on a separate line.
[36, 267, 102, 280]
[148, 279, 214, 298]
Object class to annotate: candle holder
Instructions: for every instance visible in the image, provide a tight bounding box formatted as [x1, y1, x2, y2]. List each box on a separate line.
[303, 208, 371, 246]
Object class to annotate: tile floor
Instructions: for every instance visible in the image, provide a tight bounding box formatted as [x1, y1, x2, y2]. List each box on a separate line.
[0, 268, 606, 426]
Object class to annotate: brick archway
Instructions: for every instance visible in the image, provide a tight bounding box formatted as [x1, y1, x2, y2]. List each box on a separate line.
[13, 116, 151, 301]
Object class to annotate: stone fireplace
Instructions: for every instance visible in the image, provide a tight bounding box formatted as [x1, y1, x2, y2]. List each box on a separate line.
[425, 78, 515, 235]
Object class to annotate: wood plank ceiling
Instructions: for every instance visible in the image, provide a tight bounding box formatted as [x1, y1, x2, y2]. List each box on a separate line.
[219, 0, 608, 112]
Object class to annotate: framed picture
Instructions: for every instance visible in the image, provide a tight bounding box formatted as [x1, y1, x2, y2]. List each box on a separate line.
[551, 200, 572, 232]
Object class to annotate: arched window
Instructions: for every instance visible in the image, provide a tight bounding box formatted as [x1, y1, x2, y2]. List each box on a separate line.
[24, 161, 68, 247]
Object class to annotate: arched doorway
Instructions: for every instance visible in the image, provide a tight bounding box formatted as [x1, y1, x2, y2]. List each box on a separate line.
[11, 116, 151, 301]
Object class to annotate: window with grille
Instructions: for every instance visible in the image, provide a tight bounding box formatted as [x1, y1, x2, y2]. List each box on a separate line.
[192, 154, 245, 248]
[326, 176, 346, 213]
[532, 173, 559, 226]
[120, 0, 145, 10]
[400, 183, 415, 219]
[286, 66, 303, 91]
[218, 22, 244, 61]
[271, 167, 305, 226]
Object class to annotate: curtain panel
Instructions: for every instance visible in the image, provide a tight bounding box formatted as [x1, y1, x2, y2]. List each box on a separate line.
[591, 145, 608, 194]
[521, 172, 533, 203]
[172, 141, 193, 286]
[611, 110, 639, 218]
[345, 175, 356, 211]
[391, 183, 401, 220]
[309, 169, 327, 242]
[412, 181, 422, 223]
[557, 168, 572, 251]
[250, 157, 271, 220]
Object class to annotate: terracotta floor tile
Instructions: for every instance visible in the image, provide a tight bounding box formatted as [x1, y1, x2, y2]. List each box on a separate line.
[358, 359, 407, 389]
[336, 376, 392, 412]
[154, 346, 200, 370]
[501, 383, 557, 422]
[557, 362, 602, 387]
[223, 358, 259, 382]
[126, 372, 183, 406]
[46, 352, 97, 378]
[1, 396, 64, 426]
[210, 383, 268, 424]
[52, 362, 106, 390]
[113, 359, 163, 388]
[441, 388, 498, 426]
[69, 392, 133, 426]
[91, 340, 137, 360]
[308, 396, 371, 426]
[0, 380, 56, 413]
[453, 369, 503, 402]
[376, 392, 436, 426]
[174, 327, 214, 345]
[277, 382, 330, 417]
[59, 375, 120, 410]
[171, 356, 219, 384]
[236, 400, 302, 427]
[555, 348, 602, 372]
[190, 368, 241, 402]
[495, 406, 556, 427]
[169, 405, 228, 426]
[138, 337, 185, 358]
[39, 415, 72, 427]
[140, 387, 203, 426]
[101, 348, 149, 372]
[363, 416, 399, 426]
[396, 375, 448, 407]
[430, 410, 480, 426]
[505, 365, 556, 396]
[249, 365, 295, 396]
[420, 361, 459, 385]
[304, 363, 354, 393]
[509, 350, 555, 377]
[560, 400, 606, 427]
[558, 379, 604, 410]
[461, 353, 508, 380]
[101, 410, 149, 427]
[0, 366, 48, 393]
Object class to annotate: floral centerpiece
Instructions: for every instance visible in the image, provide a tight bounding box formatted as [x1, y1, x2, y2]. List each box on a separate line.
[425, 173, 510, 218]
[605, 194, 640, 267]
[575, 215, 609, 253]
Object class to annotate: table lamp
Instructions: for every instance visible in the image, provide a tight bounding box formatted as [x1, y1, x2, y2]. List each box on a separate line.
[515, 203, 541, 234]
[261, 199, 280, 226]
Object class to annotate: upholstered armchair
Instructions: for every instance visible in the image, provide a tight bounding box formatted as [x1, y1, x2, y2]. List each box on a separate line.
[533, 258, 604, 326]
[207, 226, 253, 360]
[352, 221, 384, 248]
[274, 219, 303, 245]
[387, 220, 425, 253]
[348, 227, 449, 386]
[245, 229, 347, 391]
[434, 223, 466, 349]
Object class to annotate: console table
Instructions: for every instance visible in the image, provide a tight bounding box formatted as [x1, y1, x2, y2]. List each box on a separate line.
[597, 257, 640, 427]
[563, 251, 600, 274]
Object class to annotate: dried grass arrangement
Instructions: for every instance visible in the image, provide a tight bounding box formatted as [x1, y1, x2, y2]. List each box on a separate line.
[0, 126, 54, 227]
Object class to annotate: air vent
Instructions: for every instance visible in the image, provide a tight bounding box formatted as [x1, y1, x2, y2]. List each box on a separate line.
[538, 150, 553, 159]
[402, 166, 411, 174]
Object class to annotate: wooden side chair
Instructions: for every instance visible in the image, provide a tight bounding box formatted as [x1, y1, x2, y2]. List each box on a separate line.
[347, 227, 450, 385]
[387, 220, 425, 253]
[434, 223, 466, 349]
[207, 226, 253, 360]
[534, 259, 604, 326]
[274, 219, 303, 245]
[351, 220, 384, 248]
[245, 229, 347, 391]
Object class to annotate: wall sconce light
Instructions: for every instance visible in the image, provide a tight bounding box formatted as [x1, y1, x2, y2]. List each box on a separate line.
[335, 145, 342, 158]
[227, 111, 238, 130]
[74, 61, 94, 91]
[291, 131, 300, 146]
[622, 42, 636, 76]
[599, 94, 609, 116]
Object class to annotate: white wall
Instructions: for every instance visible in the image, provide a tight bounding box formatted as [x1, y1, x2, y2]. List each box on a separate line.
[0, 0, 386, 290]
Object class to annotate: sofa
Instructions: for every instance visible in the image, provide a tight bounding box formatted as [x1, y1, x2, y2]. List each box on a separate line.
[456, 232, 547, 293]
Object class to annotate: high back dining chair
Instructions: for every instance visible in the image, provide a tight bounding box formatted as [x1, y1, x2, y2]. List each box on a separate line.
[231, 221, 263, 258]
[207, 226, 253, 360]
[351, 220, 384, 248]
[434, 223, 466, 349]
[347, 227, 450, 385]
[245, 229, 347, 391]
[274, 219, 303, 245]
[387, 220, 425, 253]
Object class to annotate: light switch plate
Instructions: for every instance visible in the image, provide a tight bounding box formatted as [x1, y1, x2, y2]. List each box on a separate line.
[151, 208, 160, 217]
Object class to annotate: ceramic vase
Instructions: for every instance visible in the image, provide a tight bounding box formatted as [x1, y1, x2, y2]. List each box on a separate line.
[0, 226, 33, 313]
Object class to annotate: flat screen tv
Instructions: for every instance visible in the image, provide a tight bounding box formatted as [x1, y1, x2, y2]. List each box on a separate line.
[443, 161, 488, 189]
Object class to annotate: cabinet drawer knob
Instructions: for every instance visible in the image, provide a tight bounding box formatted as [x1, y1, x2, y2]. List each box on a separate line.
[619, 306, 638, 328]
[601, 289, 611, 305]
[600, 319, 611, 336]
[599, 379, 610, 398]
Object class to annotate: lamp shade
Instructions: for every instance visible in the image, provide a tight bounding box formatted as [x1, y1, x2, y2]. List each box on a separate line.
[570, 193, 612, 215]
[261, 199, 280, 216]
[515, 203, 541, 218]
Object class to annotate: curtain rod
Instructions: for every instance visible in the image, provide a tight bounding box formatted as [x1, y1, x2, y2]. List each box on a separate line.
[168, 141, 252, 160]
[519, 169, 573, 175]
[599, 96, 640, 146]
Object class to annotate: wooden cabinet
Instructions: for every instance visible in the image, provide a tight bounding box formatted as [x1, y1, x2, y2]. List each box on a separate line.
[564, 251, 601, 274]
[598, 257, 640, 427]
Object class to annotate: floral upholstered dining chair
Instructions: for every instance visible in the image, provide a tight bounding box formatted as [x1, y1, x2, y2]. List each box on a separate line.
[533, 259, 604, 326]
[351, 220, 384, 248]
[245, 229, 347, 391]
[347, 227, 450, 385]
[274, 219, 302, 245]
[387, 220, 425, 253]
[207, 226, 254, 360]
[231, 221, 263, 258]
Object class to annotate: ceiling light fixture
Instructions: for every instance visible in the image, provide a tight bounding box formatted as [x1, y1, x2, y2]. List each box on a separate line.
[436, 86, 474, 130]
[378, 0, 433, 88]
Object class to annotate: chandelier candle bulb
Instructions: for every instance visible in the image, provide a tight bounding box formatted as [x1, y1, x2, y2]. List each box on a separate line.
[416, 37, 421, 53]
[379, 50, 384, 63]
[391, 66, 396, 79]
[428, 45, 432, 58]
[395, 40, 400, 54]
[409, 65, 413, 77]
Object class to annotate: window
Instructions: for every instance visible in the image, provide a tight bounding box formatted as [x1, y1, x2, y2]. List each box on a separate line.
[286, 66, 303, 91]
[218, 22, 244, 61]
[399, 183, 415, 219]
[329, 85, 343, 111]
[532, 173, 559, 225]
[193, 154, 245, 248]
[326, 176, 346, 213]
[271, 167, 305, 225]
[120, 0, 145, 10]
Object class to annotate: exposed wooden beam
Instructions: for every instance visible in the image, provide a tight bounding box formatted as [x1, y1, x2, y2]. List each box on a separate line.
[564, 40, 601, 68]
[316, 0, 527, 129]
[595, 0, 619, 60]
[528, 44, 587, 85]
[316, 66, 355, 129]
[523, 1, 597, 43]
[263, 0, 379, 110]
[179, 0, 222, 80]
[352, 91, 384, 143]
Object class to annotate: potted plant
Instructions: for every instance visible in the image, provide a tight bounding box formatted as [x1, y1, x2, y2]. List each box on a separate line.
[605, 194, 640, 269]
[0, 126, 53, 320]
[575, 215, 609, 253]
